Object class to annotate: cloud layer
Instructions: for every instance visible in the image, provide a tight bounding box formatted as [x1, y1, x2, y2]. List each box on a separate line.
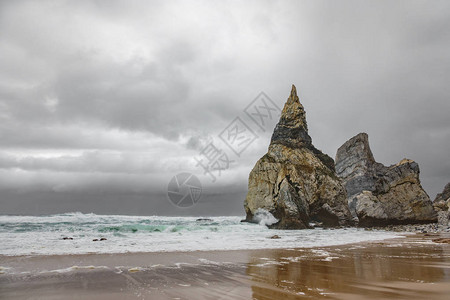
[1, 0, 449, 214]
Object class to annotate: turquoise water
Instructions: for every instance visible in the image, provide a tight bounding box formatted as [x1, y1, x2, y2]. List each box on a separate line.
[0, 212, 402, 256]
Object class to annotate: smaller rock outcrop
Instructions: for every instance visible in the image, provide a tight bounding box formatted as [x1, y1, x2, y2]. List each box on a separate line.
[434, 183, 450, 206]
[335, 133, 437, 226]
[433, 183, 450, 226]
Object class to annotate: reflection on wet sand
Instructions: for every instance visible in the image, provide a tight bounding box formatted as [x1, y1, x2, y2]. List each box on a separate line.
[247, 236, 450, 299]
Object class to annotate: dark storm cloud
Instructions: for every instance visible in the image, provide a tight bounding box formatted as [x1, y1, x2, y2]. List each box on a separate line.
[0, 38, 222, 141]
[0, 0, 246, 142]
[0, 0, 449, 214]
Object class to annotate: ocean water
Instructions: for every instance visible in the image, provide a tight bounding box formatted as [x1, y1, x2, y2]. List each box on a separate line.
[0, 212, 403, 256]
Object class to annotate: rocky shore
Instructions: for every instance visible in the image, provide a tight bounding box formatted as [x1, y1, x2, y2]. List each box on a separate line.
[368, 223, 450, 234]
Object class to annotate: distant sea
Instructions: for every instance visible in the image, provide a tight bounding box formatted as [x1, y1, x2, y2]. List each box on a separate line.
[0, 212, 403, 256]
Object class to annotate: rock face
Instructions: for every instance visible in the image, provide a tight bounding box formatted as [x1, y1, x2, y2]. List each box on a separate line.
[433, 183, 450, 226]
[335, 133, 437, 226]
[434, 183, 450, 205]
[244, 85, 352, 229]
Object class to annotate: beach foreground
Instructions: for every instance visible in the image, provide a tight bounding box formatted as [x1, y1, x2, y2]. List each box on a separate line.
[1, 233, 449, 299]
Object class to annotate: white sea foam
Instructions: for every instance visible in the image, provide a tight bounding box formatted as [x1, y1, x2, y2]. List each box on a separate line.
[252, 208, 278, 226]
[128, 267, 144, 272]
[40, 265, 109, 274]
[0, 212, 403, 256]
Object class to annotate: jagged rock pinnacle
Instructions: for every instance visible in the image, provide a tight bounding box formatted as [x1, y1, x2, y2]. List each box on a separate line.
[289, 84, 297, 101]
[270, 84, 311, 148]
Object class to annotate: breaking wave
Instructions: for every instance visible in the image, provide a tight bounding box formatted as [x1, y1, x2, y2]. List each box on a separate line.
[0, 212, 403, 256]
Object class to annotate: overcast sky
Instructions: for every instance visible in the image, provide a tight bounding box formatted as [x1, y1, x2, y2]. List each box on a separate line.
[1, 0, 449, 215]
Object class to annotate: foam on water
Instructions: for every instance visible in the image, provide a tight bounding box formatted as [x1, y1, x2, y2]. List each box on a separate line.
[0, 212, 403, 256]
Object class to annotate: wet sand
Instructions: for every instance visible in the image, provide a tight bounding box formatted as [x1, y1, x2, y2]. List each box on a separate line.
[1, 233, 449, 299]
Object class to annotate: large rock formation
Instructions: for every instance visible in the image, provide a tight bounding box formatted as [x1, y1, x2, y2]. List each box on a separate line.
[335, 133, 437, 226]
[244, 85, 352, 229]
[433, 183, 450, 226]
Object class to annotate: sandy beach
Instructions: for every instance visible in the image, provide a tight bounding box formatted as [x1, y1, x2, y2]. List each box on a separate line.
[1, 233, 449, 299]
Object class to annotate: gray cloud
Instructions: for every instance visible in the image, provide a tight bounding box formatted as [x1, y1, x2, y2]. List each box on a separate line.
[0, 0, 449, 214]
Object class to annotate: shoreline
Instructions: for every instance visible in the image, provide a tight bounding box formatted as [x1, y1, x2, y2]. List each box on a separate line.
[0, 234, 412, 269]
[1, 232, 449, 299]
[0, 228, 410, 260]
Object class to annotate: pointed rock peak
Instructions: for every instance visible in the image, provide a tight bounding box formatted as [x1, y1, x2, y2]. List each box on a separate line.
[335, 132, 376, 172]
[285, 84, 301, 106]
[270, 84, 312, 148]
[290, 84, 297, 98]
[279, 84, 307, 127]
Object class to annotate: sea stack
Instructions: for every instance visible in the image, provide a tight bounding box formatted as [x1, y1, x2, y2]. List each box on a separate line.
[433, 183, 450, 226]
[335, 133, 437, 226]
[244, 85, 352, 229]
